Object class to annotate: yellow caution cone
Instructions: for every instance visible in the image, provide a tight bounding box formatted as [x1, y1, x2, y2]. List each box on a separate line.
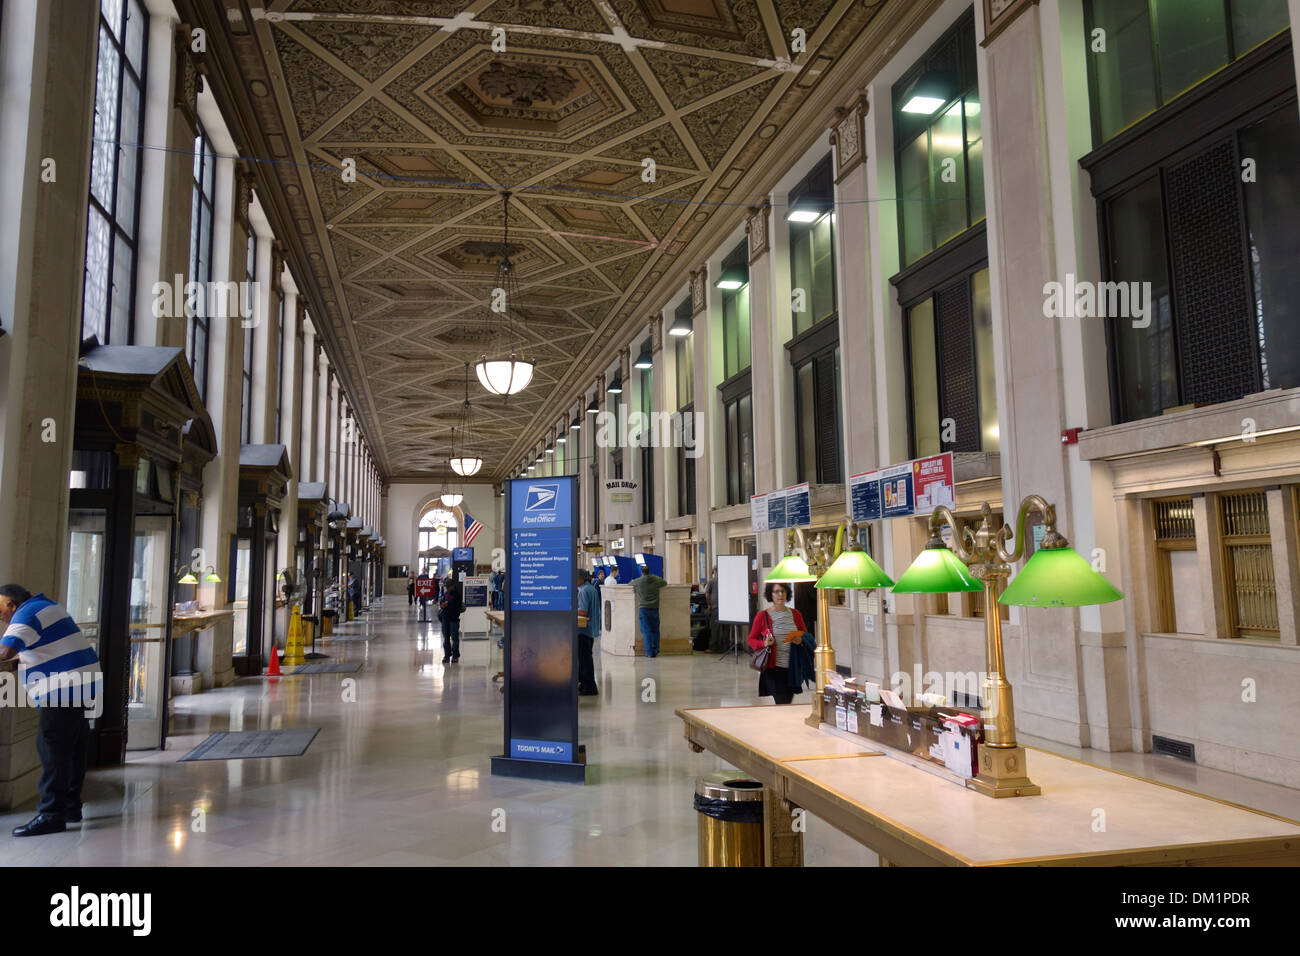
[283, 605, 307, 667]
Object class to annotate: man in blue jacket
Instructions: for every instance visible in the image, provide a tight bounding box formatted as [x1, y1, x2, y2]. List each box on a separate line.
[576, 569, 600, 696]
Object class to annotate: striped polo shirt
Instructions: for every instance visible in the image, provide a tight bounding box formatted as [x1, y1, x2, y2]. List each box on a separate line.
[0, 594, 102, 707]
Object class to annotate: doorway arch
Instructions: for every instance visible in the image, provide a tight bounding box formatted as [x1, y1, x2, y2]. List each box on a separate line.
[414, 499, 463, 577]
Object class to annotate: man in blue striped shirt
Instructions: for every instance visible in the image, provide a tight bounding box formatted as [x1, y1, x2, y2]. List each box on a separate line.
[0, 584, 102, 837]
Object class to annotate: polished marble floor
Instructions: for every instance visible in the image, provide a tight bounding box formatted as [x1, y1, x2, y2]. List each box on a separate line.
[2, 601, 1296, 865]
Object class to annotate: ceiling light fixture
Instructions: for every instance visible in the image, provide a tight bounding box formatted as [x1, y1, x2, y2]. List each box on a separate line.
[633, 346, 653, 370]
[449, 363, 483, 477]
[606, 373, 623, 394]
[668, 312, 692, 336]
[475, 190, 535, 397]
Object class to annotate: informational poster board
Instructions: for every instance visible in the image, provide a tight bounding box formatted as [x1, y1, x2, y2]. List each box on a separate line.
[851, 452, 954, 522]
[462, 576, 488, 607]
[493, 476, 585, 783]
[750, 482, 813, 532]
[717, 554, 752, 625]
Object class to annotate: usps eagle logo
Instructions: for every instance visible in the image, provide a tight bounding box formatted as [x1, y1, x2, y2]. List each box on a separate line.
[525, 484, 559, 511]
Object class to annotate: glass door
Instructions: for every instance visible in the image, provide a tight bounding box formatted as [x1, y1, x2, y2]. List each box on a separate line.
[231, 536, 252, 656]
[263, 538, 278, 662]
[127, 515, 173, 750]
[66, 510, 107, 658]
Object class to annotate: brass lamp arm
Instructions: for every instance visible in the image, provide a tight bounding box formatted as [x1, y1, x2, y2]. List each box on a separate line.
[998, 494, 1055, 564]
[927, 505, 977, 563]
[790, 527, 809, 560]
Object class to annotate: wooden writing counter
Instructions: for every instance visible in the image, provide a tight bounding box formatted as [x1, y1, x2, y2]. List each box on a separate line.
[678, 705, 1300, 866]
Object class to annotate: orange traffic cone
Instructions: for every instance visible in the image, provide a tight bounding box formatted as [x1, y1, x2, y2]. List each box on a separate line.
[267, 644, 282, 677]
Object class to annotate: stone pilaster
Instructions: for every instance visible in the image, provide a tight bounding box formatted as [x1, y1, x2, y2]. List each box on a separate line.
[0, 0, 101, 807]
[980, 2, 1125, 748]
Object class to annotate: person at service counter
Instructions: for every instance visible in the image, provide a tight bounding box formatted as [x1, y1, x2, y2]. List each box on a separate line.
[632, 568, 668, 657]
[0, 584, 102, 836]
[576, 569, 600, 696]
[746, 581, 814, 705]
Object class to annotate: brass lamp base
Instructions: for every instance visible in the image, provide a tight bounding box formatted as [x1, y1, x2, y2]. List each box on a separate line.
[968, 745, 1041, 798]
[805, 705, 822, 729]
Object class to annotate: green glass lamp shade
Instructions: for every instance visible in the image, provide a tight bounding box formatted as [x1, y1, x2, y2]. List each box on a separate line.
[891, 546, 981, 594]
[203, 570, 223, 583]
[766, 554, 816, 583]
[177, 572, 199, 585]
[816, 550, 894, 590]
[999, 545, 1123, 607]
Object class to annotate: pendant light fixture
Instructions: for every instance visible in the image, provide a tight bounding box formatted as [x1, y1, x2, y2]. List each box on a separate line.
[449, 362, 483, 477]
[439, 454, 463, 508]
[476, 190, 535, 397]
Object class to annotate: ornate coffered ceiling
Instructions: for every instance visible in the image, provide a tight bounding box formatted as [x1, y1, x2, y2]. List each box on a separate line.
[179, 0, 904, 481]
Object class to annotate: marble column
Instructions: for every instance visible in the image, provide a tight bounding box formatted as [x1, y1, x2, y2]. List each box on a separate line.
[195, 154, 243, 690]
[745, 201, 782, 570]
[316, 352, 330, 489]
[979, 0, 1128, 748]
[299, 320, 316, 483]
[595, 373, 607, 548]
[649, 313, 666, 559]
[0, 0, 100, 808]
[275, 281, 303, 592]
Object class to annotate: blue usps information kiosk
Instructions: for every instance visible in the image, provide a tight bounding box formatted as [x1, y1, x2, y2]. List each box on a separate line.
[491, 475, 586, 783]
[613, 555, 640, 582]
[636, 553, 664, 578]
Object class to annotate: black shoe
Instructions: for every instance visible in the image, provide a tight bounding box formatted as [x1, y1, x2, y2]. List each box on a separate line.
[578, 687, 599, 696]
[441, 656, 449, 664]
[65, 806, 82, 824]
[451, 656, 459, 663]
[12, 813, 65, 837]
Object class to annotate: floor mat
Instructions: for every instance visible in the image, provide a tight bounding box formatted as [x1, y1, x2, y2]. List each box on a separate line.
[179, 728, 320, 761]
[283, 661, 362, 674]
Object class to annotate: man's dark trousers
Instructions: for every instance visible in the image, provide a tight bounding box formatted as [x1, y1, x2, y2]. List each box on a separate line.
[578, 633, 597, 692]
[36, 706, 89, 818]
[442, 617, 461, 660]
[638, 607, 661, 657]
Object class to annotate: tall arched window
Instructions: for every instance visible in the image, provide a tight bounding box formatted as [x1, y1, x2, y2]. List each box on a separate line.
[417, 505, 459, 576]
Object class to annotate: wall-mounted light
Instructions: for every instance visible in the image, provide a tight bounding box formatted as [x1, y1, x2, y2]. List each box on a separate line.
[668, 312, 692, 336]
[714, 266, 748, 290]
[633, 346, 653, 370]
[606, 373, 623, 394]
[900, 69, 956, 115]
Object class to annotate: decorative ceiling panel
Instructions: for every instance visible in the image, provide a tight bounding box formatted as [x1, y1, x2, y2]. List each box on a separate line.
[183, 0, 896, 479]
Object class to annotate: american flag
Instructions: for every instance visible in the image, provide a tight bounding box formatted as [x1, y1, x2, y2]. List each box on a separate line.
[463, 512, 483, 546]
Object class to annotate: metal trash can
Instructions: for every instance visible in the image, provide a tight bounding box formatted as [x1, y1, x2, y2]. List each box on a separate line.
[694, 772, 765, 867]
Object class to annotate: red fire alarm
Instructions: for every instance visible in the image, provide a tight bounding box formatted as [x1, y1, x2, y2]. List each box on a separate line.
[1061, 427, 1082, 445]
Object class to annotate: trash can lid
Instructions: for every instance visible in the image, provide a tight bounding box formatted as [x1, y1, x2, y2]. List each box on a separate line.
[695, 771, 764, 802]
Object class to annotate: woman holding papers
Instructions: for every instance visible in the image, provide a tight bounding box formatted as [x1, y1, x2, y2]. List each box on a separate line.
[746, 582, 814, 704]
